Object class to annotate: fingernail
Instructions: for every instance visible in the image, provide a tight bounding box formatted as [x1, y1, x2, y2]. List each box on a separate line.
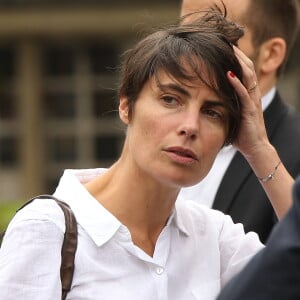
[229, 71, 236, 78]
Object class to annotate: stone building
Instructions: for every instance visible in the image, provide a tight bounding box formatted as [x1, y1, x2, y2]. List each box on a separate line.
[0, 0, 179, 200]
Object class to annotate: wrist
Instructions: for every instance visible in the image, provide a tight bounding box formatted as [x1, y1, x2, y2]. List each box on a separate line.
[244, 144, 281, 178]
[244, 142, 277, 164]
[257, 160, 281, 183]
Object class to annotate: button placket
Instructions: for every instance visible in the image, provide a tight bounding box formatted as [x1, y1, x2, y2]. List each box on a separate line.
[156, 266, 164, 275]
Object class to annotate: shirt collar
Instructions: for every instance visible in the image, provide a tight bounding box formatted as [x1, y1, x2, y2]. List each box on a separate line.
[172, 200, 191, 237]
[262, 86, 276, 111]
[54, 168, 122, 247]
[54, 168, 189, 246]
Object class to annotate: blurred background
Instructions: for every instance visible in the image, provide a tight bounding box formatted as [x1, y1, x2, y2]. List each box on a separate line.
[0, 0, 299, 229]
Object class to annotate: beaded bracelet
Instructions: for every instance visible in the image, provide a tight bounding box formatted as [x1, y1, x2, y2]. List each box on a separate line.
[257, 161, 282, 183]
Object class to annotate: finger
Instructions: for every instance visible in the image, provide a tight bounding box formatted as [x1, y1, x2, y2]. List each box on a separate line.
[233, 45, 254, 70]
[232, 46, 260, 98]
[227, 70, 249, 100]
[233, 47, 256, 82]
[247, 81, 258, 94]
[227, 70, 262, 111]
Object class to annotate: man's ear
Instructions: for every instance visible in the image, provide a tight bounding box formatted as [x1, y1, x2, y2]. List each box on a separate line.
[259, 37, 286, 74]
[119, 96, 130, 124]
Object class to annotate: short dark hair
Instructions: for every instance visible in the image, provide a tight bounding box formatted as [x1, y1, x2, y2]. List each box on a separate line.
[118, 9, 244, 145]
[243, 0, 300, 76]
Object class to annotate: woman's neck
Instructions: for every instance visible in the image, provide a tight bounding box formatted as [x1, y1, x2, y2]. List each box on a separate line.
[84, 159, 180, 256]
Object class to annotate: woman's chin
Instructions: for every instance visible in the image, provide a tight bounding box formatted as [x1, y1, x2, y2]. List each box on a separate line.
[168, 175, 204, 189]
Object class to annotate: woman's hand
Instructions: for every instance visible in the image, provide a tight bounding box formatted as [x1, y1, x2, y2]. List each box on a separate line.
[227, 45, 294, 219]
[227, 46, 268, 161]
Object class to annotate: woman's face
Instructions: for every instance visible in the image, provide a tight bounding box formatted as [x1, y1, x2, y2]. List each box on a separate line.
[119, 69, 229, 189]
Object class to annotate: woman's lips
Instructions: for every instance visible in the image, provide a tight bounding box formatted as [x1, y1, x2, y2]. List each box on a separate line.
[164, 147, 198, 165]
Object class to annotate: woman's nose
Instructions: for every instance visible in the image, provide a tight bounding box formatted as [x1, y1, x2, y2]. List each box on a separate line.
[179, 127, 198, 139]
[178, 113, 199, 140]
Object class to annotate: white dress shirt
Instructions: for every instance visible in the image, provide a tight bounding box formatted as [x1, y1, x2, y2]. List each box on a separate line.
[0, 168, 263, 300]
[179, 87, 276, 207]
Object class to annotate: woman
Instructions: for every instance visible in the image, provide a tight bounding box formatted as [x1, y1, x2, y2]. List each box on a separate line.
[0, 9, 294, 299]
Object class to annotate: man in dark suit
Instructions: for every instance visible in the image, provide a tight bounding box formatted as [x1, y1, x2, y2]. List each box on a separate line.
[216, 176, 300, 300]
[179, 0, 300, 242]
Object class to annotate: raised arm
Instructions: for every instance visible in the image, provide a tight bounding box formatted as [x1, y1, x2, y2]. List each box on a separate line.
[227, 46, 294, 219]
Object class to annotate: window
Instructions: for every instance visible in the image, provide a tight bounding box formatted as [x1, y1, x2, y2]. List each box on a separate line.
[0, 46, 15, 78]
[43, 91, 76, 119]
[0, 90, 16, 119]
[41, 41, 124, 196]
[43, 46, 76, 76]
[0, 46, 16, 120]
[93, 89, 117, 118]
[0, 136, 18, 166]
[48, 136, 77, 162]
[88, 43, 119, 75]
[94, 135, 120, 161]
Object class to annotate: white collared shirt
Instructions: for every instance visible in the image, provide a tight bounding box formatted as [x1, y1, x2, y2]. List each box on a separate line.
[0, 168, 263, 300]
[179, 87, 276, 207]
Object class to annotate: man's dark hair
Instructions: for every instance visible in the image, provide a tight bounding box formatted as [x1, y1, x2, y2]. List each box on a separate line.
[118, 8, 244, 145]
[243, 0, 300, 76]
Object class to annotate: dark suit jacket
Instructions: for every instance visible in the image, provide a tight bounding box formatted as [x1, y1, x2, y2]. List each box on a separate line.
[216, 176, 300, 300]
[213, 92, 300, 243]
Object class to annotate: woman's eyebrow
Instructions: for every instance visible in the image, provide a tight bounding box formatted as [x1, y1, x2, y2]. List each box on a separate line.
[204, 100, 227, 108]
[157, 82, 226, 107]
[157, 83, 190, 97]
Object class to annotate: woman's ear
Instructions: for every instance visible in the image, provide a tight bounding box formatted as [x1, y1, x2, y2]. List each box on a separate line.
[259, 37, 286, 75]
[119, 96, 130, 124]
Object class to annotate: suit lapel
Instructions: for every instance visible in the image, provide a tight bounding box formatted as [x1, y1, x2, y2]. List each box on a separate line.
[212, 152, 250, 212]
[212, 92, 287, 213]
[263, 92, 288, 139]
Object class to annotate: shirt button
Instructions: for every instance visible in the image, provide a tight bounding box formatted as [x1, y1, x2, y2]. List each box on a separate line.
[156, 267, 164, 275]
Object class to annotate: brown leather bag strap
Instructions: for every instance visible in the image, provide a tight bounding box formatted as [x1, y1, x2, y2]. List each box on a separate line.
[17, 195, 78, 300]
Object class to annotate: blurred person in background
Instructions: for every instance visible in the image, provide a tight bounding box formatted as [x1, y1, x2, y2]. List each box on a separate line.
[180, 0, 300, 243]
[217, 175, 300, 300]
[0, 9, 295, 299]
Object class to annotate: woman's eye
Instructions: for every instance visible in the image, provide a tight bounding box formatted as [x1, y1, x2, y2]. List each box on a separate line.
[161, 95, 179, 105]
[203, 109, 223, 120]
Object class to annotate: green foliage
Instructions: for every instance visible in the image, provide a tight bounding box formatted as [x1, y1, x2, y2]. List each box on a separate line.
[0, 201, 23, 233]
